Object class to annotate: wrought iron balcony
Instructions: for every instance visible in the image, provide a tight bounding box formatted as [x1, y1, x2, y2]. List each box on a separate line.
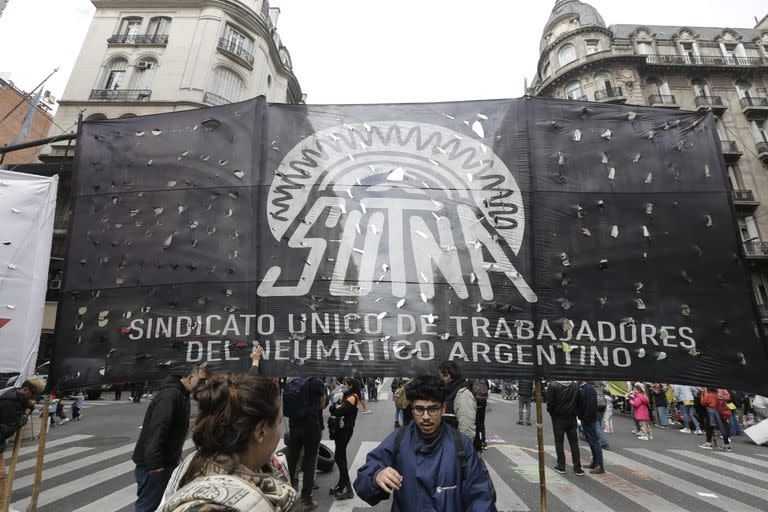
[757, 141, 768, 160]
[758, 303, 768, 320]
[740, 97, 768, 117]
[89, 89, 152, 101]
[733, 189, 755, 202]
[594, 87, 624, 101]
[108, 34, 169, 45]
[217, 38, 255, 67]
[720, 140, 742, 162]
[743, 241, 768, 258]
[204, 92, 230, 106]
[645, 54, 762, 67]
[648, 94, 678, 107]
[694, 95, 727, 115]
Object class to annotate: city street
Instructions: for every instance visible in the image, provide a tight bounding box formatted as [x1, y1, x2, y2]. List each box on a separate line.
[6, 378, 768, 512]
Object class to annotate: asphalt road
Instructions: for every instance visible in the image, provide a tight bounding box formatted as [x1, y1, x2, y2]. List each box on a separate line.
[6, 379, 768, 512]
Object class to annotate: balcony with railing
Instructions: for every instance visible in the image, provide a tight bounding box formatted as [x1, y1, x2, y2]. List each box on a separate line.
[648, 94, 679, 108]
[694, 95, 726, 115]
[645, 54, 763, 67]
[757, 141, 768, 162]
[567, 95, 588, 102]
[203, 92, 230, 106]
[217, 38, 255, 68]
[733, 189, 759, 210]
[720, 140, 742, 162]
[594, 87, 625, 103]
[740, 97, 768, 117]
[743, 240, 768, 259]
[89, 89, 152, 101]
[107, 34, 169, 46]
[758, 303, 768, 321]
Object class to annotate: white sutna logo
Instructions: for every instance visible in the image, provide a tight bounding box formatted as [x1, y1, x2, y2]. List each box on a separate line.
[257, 121, 537, 303]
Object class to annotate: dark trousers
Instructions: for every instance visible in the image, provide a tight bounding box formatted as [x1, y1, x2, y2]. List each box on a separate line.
[367, 382, 378, 401]
[286, 422, 321, 497]
[582, 420, 603, 466]
[334, 428, 353, 487]
[475, 403, 487, 444]
[134, 465, 174, 512]
[551, 415, 581, 469]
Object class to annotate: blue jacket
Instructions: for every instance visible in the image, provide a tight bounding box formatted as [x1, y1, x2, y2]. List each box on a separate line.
[353, 422, 496, 512]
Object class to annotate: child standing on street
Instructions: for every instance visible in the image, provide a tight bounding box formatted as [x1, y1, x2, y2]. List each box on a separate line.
[72, 389, 85, 421]
[629, 384, 652, 440]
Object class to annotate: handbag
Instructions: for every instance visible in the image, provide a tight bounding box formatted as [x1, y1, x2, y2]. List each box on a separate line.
[327, 416, 341, 440]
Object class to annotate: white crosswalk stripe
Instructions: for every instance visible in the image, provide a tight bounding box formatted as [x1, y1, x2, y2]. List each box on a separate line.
[9, 431, 768, 512]
[18, 434, 92, 456]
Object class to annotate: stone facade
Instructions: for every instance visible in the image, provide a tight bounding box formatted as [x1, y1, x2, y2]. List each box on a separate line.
[43, 0, 302, 159]
[532, 0, 768, 322]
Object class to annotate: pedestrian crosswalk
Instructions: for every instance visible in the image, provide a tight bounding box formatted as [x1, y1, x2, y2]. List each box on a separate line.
[6, 433, 768, 511]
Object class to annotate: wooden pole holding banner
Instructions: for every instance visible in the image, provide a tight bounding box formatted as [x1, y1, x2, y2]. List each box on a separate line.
[26, 397, 51, 512]
[535, 379, 548, 512]
[1, 427, 25, 511]
[0, 451, 6, 512]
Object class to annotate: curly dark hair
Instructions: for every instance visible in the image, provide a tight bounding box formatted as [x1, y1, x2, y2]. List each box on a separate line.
[178, 373, 280, 488]
[406, 375, 447, 404]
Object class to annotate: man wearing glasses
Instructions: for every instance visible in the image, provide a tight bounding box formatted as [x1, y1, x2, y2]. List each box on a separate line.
[353, 375, 497, 511]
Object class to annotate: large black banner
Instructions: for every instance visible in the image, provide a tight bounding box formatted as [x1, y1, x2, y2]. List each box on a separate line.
[53, 97, 768, 393]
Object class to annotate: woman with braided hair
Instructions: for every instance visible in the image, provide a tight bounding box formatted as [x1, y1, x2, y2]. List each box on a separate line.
[158, 373, 296, 512]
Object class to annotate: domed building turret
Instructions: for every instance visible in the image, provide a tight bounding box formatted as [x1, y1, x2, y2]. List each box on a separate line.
[531, 0, 768, 330]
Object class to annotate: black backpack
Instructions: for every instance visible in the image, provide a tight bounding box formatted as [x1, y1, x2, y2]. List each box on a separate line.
[282, 378, 311, 420]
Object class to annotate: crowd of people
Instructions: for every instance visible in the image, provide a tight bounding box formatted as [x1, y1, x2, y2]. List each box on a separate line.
[3, 355, 767, 512]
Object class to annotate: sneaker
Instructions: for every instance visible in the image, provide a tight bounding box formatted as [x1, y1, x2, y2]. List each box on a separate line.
[679, 428, 691, 433]
[363, 411, 371, 414]
[517, 420, 524, 425]
[573, 467, 586, 476]
[587, 461, 597, 469]
[631, 430, 641, 435]
[693, 429, 703, 435]
[590, 465, 606, 475]
[335, 484, 354, 500]
[525, 421, 532, 426]
[725, 444, 732, 451]
[638, 436, 649, 440]
[554, 465, 566, 474]
[698, 442, 712, 449]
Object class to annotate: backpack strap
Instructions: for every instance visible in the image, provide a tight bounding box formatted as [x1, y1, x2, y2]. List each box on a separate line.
[392, 425, 408, 467]
[451, 425, 467, 469]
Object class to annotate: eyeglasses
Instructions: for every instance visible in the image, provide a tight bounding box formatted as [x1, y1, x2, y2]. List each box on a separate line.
[412, 405, 441, 416]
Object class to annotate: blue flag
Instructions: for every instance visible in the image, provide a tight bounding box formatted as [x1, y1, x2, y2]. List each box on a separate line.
[12, 85, 44, 145]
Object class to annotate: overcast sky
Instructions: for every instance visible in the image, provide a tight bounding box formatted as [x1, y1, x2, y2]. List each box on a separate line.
[0, 0, 765, 106]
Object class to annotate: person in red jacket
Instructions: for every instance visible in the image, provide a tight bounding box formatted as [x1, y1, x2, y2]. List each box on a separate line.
[629, 384, 652, 440]
[699, 388, 732, 450]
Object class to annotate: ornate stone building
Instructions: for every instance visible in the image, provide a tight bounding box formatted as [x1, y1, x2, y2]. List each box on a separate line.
[43, 0, 302, 159]
[531, 0, 768, 321]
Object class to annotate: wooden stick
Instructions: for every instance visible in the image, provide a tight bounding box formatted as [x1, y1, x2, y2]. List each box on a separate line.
[0, 450, 6, 512]
[3, 427, 25, 511]
[26, 397, 50, 512]
[535, 379, 548, 512]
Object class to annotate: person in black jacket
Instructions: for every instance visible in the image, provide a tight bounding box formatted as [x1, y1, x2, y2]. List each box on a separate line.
[577, 381, 604, 474]
[329, 377, 360, 500]
[517, 379, 534, 426]
[546, 380, 583, 475]
[0, 379, 44, 451]
[132, 365, 208, 512]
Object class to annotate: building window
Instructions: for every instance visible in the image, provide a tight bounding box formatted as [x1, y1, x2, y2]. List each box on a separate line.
[103, 58, 128, 90]
[741, 216, 760, 243]
[131, 58, 157, 90]
[223, 24, 254, 55]
[147, 17, 171, 37]
[646, 77, 671, 96]
[723, 43, 738, 57]
[594, 71, 613, 92]
[564, 80, 583, 100]
[558, 44, 577, 66]
[691, 78, 709, 97]
[753, 120, 768, 143]
[118, 17, 142, 43]
[585, 40, 600, 55]
[680, 42, 697, 62]
[736, 80, 753, 99]
[637, 42, 652, 55]
[210, 67, 245, 102]
[727, 165, 744, 191]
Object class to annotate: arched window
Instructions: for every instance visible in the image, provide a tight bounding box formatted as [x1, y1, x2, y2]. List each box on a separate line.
[210, 67, 245, 103]
[102, 58, 128, 90]
[565, 80, 583, 100]
[147, 17, 171, 37]
[558, 44, 577, 66]
[119, 113, 137, 118]
[131, 58, 157, 90]
[594, 71, 612, 90]
[736, 80, 753, 99]
[118, 17, 142, 43]
[85, 113, 107, 121]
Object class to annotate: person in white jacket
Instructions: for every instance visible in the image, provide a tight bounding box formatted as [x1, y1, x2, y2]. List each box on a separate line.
[671, 384, 702, 434]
